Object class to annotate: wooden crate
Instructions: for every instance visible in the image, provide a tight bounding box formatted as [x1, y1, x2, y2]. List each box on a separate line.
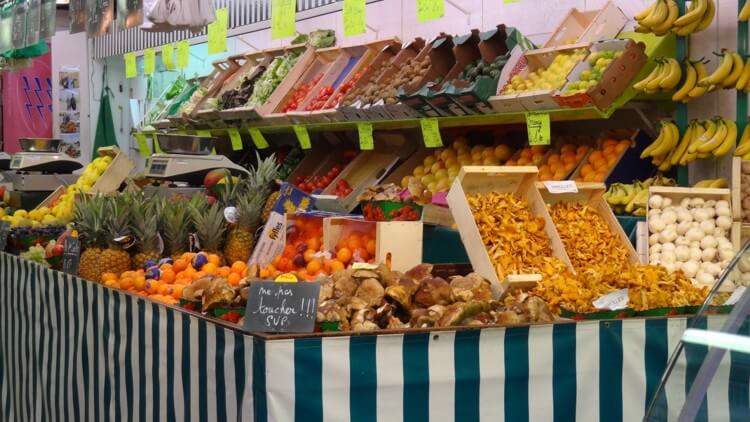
[568, 129, 638, 183]
[254, 46, 318, 119]
[323, 217, 423, 272]
[88, 146, 135, 194]
[537, 182, 640, 264]
[194, 51, 267, 121]
[33, 185, 66, 210]
[187, 59, 242, 119]
[446, 166, 573, 297]
[731, 156, 744, 221]
[543, 0, 627, 48]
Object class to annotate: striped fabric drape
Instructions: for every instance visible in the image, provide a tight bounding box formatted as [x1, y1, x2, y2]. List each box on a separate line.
[0, 252, 746, 421]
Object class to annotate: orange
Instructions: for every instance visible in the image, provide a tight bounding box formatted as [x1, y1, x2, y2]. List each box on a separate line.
[119, 277, 134, 290]
[594, 170, 608, 182]
[202, 263, 218, 275]
[583, 173, 597, 182]
[547, 154, 561, 165]
[561, 152, 576, 164]
[591, 157, 608, 170]
[354, 248, 370, 262]
[160, 263, 173, 272]
[505, 159, 517, 166]
[564, 162, 576, 172]
[531, 153, 545, 165]
[158, 283, 171, 295]
[306, 259, 322, 274]
[102, 272, 117, 282]
[530, 145, 547, 154]
[218, 266, 231, 277]
[560, 144, 576, 154]
[146, 281, 161, 295]
[227, 272, 242, 286]
[266, 264, 276, 275]
[303, 249, 316, 263]
[174, 278, 190, 286]
[538, 164, 551, 174]
[181, 252, 194, 261]
[588, 150, 603, 162]
[160, 269, 176, 284]
[305, 237, 321, 252]
[366, 239, 376, 255]
[554, 169, 567, 180]
[173, 259, 188, 272]
[347, 234, 363, 250]
[277, 257, 291, 272]
[193, 271, 207, 280]
[580, 164, 594, 177]
[616, 142, 629, 153]
[330, 259, 345, 273]
[183, 266, 196, 278]
[282, 245, 296, 259]
[133, 276, 147, 291]
[171, 284, 184, 300]
[260, 268, 270, 279]
[337, 247, 352, 264]
[208, 254, 221, 265]
[576, 145, 589, 155]
[516, 157, 531, 165]
[607, 155, 619, 166]
[231, 261, 247, 274]
[520, 148, 533, 158]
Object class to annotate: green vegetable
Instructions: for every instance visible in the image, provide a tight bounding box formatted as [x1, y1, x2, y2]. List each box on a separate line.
[246, 52, 301, 108]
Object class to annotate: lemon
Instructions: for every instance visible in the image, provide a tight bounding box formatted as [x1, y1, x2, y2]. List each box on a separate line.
[13, 209, 27, 219]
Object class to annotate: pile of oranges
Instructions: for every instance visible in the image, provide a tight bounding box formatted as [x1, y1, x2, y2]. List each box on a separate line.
[505, 146, 548, 166]
[574, 139, 631, 183]
[101, 252, 249, 305]
[537, 144, 591, 181]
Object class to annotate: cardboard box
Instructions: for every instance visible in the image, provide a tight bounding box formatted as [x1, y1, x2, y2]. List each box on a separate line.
[89, 146, 135, 194]
[543, 0, 628, 48]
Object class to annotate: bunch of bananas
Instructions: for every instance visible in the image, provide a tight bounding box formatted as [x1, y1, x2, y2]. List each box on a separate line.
[740, 1, 750, 21]
[697, 50, 750, 92]
[640, 120, 680, 171]
[641, 118, 737, 171]
[672, 59, 709, 102]
[635, 0, 714, 36]
[605, 175, 676, 216]
[733, 123, 750, 159]
[693, 178, 729, 188]
[633, 58, 682, 93]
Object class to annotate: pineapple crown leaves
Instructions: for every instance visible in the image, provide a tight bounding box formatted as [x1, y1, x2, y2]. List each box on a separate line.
[161, 197, 192, 255]
[189, 199, 227, 252]
[129, 193, 162, 253]
[104, 195, 133, 248]
[247, 152, 280, 194]
[74, 194, 108, 248]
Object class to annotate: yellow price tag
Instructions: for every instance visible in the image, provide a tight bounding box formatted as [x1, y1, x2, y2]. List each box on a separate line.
[208, 8, 229, 54]
[144, 48, 156, 75]
[153, 134, 163, 153]
[343, 0, 366, 37]
[525, 112, 551, 146]
[271, 0, 296, 39]
[503, 0, 520, 3]
[162, 44, 175, 71]
[227, 128, 243, 151]
[249, 128, 270, 149]
[416, 0, 444, 22]
[420, 118, 443, 148]
[124, 52, 137, 79]
[177, 40, 190, 69]
[134, 133, 151, 157]
[293, 126, 312, 150]
[357, 123, 374, 150]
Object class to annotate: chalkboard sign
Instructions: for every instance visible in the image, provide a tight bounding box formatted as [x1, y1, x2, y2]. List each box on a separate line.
[0, 221, 9, 252]
[62, 236, 81, 275]
[244, 281, 320, 333]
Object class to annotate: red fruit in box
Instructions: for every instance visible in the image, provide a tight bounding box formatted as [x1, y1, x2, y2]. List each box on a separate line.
[203, 169, 226, 188]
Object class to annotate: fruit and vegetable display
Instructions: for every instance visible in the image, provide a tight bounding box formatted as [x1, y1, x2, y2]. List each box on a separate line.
[647, 192, 735, 287]
[505, 146, 548, 166]
[563, 50, 622, 95]
[634, 0, 714, 36]
[740, 162, 750, 224]
[457, 53, 510, 83]
[358, 183, 422, 221]
[501, 48, 588, 95]
[282, 73, 323, 112]
[642, 118, 737, 172]
[536, 142, 590, 181]
[292, 150, 358, 193]
[572, 138, 631, 183]
[141, 75, 188, 129]
[340, 56, 399, 106]
[246, 52, 301, 108]
[217, 66, 266, 110]
[633, 57, 682, 94]
[291, 29, 336, 49]
[604, 175, 677, 216]
[356, 56, 430, 106]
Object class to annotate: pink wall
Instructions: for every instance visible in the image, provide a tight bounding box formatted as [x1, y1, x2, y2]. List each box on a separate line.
[2, 52, 53, 153]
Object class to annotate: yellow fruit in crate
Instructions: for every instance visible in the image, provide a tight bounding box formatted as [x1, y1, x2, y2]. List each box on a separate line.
[494, 144, 513, 161]
[427, 182, 438, 193]
[421, 174, 435, 186]
[93, 160, 108, 173]
[434, 169, 448, 181]
[423, 156, 436, 168]
[471, 151, 483, 162]
[430, 161, 444, 174]
[401, 176, 412, 188]
[413, 165, 426, 177]
[38, 206, 50, 216]
[0, 208, 5, 218]
[435, 179, 451, 192]
[42, 215, 58, 226]
[481, 148, 495, 159]
[443, 157, 458, 169]
[483, 157, 500, 166]
[471, 145, 484, 155]
[440, 149, 456, 162]
[13, 210, 27, 219]
[101, 156, 112, 164]
[67, 185, 80, 194]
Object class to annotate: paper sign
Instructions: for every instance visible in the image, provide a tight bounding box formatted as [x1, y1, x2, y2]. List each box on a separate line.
[244, 281, 320, 333]
[416, 0, 444, 23]
[227, 127, 243, 151]
[134, 133, 151, 157]
[196, 130, 212, 138]
[177, 40, 190, 69]
[543, 180, 578, 194]
[208, 8, 228, 54]
[153, 134, 162, 153]
[271, 0, 296, 39]
[0, 221, 9, 252]
[62, 235, 81, 275]
[724, 286, 746, 306]
[294, 125, 312, 150]
[593, 288, 629, 311]
[249, 128, 270, 149]
[504, 0, 520, 3]
[343, 0, 366, 37]
[420, 118, 443, 148]
[124, 52, 136, 79]
[526, 111, 551, 146]
[144, 48, 156, 75]
[162, 44, 175, 70]
[357, 122, 374, 150]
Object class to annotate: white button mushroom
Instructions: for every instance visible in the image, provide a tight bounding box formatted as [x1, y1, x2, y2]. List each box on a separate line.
[649, 194, 664, 210]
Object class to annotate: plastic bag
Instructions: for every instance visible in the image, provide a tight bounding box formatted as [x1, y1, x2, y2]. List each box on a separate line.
[144, 0, 215, 32]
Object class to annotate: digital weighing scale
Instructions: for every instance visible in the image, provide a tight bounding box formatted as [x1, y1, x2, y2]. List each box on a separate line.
[144, 134, 249, 186]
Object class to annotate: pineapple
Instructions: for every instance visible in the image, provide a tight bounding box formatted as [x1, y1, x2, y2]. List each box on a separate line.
[161, 197, 192, 260]
[261, 190, 280, 223]
[101, 195, 133, 276]
[75, 194, 132, 282]
[190, 198, 227, 264]
[130, 194, 162, 269]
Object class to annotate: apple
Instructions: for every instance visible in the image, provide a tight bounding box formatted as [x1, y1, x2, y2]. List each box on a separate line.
[203, 169, 229, 188]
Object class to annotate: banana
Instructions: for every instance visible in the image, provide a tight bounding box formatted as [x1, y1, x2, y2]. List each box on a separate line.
[695, 0, 715, 32]
[620, 184, 637, 206]
[658, 151, 674, 171]
[670, 122, 694, 165]
[699, 51, 734, 87]
[634, 62, 664, 92]
[711, 118, 737, 157]
[710, 178, 729, 188]
[693, 179, 714, 188]
[673, 0, 707, 27]
[686, 61, 710, 100]
[742, 0, 750, 21]
[689, 118, 717, 153]
[742, 150, 750, 160]
[650, 122, 679, 157]
[659, 58, 682, 90]
[647, 62, 670, 91]
[673, 12, 702, 36]
[641, 121, 668, 158]
[722, 52, 745, 88]
[680, 122, 704, 165]
[736, 57, 750, 90]
[734, 124, 750, 156]
[641, 0, 669, 28]
[652, 0, 679, 34]
[636, 2, 658, 22]
[696, 118, 728, 153]
[673, 60, 697, 102]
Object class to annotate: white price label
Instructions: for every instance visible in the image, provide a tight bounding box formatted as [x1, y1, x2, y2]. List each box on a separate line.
[224, 206, 239, 224]
[593, 288, 629, 311]
[543, 180, 578, 194]
[723, 286, 746, 306]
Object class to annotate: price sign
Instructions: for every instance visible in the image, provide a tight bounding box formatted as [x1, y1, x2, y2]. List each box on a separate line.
[62, 235, 81, 275]
[162, 44, 175, 70]
[153, 134, 162, 153]
[124, 52, 136, 79]
[504, 0, 520, 3]
[343, 0, 366, 37]
[0, 221, 9, 252]
[249, 128, 270, 149]
[227, 127, 243, 151]
[176, 40, 190, 69]
[271, 0, 296, 39]
[420, 118, 443, 148]
[196, 130, 212, 138]
[143, 48, 156, 75]
[593, 288, 629, 311]
[357, 123, 374, 150]
[543, 180, 578, 194]
[208, 8, 228, 54]
[293, 125, 312, 150]
[134, 133, 151, 157]
[526, 111, 550, 146]
[244, 281, 320, 333]
[416, 0, 444, 22]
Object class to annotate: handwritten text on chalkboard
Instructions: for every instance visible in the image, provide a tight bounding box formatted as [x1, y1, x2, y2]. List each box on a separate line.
[244, 281, 320, 333]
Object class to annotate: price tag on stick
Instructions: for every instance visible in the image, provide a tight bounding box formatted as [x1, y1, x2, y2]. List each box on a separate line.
[294, 125, 312, 150]
[62, 235, 81, 275]
[124, 52, 136, 79]
[134, 133, 151, 157]
[0, 221, 10, 252]
[357, 123, 374, 150]
[143, 48, 156, 75]
[244, 281, 320, 333]
[249, 128, 270, 149]
[420, 118, 443, 148]
[162, 44, 175, 70]
[271, 0, 296, 39]
[176, 40, 190, 69]
[526, 111, 550, 146]
[343, 0, 366, 36]
[227, 128, 243, 151]
[207, 8, 228, 54]
[416, 0, 444, 22]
